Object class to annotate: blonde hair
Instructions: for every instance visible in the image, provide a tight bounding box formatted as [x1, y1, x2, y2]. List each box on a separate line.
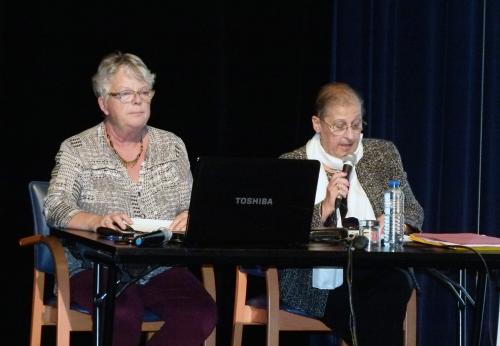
[92, 51, 156, 98]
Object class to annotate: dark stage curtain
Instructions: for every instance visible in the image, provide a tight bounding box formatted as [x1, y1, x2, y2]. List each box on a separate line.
[329, 1, 500, 345]
[2, 2, 333, 345]
[3, 1, 500, 345]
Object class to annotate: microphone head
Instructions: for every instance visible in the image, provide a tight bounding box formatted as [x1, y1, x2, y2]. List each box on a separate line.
[341, 153, 357, 178]
[133, 228, 172, 247]
[342, 154, 357, 167]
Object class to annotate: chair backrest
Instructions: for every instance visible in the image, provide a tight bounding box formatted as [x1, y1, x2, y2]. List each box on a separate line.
[28, 181, 53, 273]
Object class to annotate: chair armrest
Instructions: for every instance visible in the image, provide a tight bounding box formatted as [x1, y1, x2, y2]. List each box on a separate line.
[264, 267, 280, 330]
[19, 234, 72, 326]
[19, 234, 44, 247]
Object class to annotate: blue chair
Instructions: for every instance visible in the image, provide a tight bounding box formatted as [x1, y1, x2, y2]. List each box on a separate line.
[20, 181, 216, 346]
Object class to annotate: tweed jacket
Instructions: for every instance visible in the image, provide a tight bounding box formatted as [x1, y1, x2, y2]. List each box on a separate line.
[278, 138, 424, 317]
[45, 122, 192, 280]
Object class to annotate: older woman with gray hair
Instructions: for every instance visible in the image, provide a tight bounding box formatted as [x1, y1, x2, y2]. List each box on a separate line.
[45, 51, 217, 346]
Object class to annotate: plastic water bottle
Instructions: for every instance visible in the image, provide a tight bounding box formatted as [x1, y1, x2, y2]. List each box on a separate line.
[384, 180, 405, 247]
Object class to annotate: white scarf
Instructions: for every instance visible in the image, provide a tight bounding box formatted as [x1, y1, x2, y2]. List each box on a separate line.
[305, 133, 375, 222]
[306, 133, 376, 289]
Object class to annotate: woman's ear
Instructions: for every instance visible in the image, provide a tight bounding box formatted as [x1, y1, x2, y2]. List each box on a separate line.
[312, 115, 321, 133]
[98, 96, 109, 116]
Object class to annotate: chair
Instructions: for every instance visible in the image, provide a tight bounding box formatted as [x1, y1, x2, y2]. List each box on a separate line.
[20, 181, 216, 346]
[232, 266, 417, 346]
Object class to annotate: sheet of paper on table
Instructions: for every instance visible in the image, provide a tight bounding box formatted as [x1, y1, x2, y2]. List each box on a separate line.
[130, 218, 172, 233]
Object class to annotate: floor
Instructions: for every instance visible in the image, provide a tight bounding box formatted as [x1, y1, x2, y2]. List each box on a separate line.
[38, 327, 338, 346]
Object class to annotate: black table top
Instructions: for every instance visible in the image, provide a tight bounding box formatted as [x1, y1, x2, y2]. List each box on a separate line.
[52, 228, 500, 270]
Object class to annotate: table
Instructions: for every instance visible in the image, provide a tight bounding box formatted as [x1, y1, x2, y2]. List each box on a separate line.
[53, 228, 500, 346]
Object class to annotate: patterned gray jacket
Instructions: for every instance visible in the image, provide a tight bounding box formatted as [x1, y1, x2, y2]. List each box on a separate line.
[45, 122, 192, 280]
[278, 138, 424, 317]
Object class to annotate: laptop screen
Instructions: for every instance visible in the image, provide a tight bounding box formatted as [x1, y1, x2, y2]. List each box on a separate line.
[185, 156, 320, 247]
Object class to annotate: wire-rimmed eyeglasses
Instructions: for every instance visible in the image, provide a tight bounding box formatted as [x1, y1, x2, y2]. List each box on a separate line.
[321, 118, 366, 135]
[108, 88, 155, 104]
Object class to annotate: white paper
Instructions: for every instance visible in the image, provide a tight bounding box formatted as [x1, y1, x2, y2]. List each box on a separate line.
[130, 218, 172, 233]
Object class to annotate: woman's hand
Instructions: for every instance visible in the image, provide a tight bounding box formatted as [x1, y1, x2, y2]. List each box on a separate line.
[67, 211, 133, 232]
[98, 213, 133, 231]
[377, 214, 384, 236]
[321, 167, 349, 222]
[169, 211, 189, 232]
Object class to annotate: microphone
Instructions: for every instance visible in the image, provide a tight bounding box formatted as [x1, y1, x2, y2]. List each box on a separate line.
[335, 154, 357, 210]
[133, 228, 172, 247]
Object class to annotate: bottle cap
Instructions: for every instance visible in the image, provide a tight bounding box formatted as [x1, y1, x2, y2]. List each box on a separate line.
[360, 219, 379, 228]
[388, 179, 400, 188]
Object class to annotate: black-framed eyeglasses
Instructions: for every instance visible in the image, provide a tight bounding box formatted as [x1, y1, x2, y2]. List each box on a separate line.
[321, 118, 366, 135]
[108, 88, 155, 104]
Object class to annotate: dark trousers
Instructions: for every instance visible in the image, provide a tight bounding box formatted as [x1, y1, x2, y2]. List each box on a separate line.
[71, 267, 217, 346]
[322, 268, 413, 346]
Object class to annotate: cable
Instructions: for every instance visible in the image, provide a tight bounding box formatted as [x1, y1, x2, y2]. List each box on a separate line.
[115, 264, 161, 298]
[442, 244, 495, 346]
[346, 238, 359, 346]
[311, 232, 366, 345]
[425, 268, 475, 308]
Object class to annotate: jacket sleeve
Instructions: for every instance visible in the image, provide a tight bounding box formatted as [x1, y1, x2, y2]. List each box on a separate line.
[44, 140, 84, 229]
[358, 140, 424, 230]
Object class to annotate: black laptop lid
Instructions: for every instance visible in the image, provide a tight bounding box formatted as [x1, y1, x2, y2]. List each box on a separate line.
[185, 156, 320, 247]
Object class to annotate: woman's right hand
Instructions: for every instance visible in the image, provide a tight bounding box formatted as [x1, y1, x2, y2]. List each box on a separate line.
[98, 212, 133, 231]
[322, 170, 349, 221]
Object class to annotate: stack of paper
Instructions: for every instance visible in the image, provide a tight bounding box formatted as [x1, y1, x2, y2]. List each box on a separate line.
[409, 232, 500, 251]
[130, 218, 172, 233]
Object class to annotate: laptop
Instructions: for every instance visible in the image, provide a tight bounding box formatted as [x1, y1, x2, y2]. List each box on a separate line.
[184, 156, 320, 247]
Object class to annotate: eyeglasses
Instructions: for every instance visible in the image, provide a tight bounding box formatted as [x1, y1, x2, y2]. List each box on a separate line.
[108, 88, 155, 104]
[321, 118, 365, 135]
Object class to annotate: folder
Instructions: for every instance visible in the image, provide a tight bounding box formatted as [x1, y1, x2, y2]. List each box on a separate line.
[409, 232, 500, 251]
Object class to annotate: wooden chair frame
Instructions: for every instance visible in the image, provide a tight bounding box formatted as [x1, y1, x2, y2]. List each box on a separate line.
[20, 235, 216, 346]
[232, 265, 417, 346]
[21, 180, 216, 346]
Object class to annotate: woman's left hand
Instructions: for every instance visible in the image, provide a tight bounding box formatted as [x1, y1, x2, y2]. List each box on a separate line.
[377, 214, 384, 236]
[169, 211, 189, 232]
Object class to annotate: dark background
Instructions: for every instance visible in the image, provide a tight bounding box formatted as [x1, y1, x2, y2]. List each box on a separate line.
[2, 1, 499, 345]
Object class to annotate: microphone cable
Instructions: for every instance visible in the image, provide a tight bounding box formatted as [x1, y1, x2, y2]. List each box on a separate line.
[440, 244, 495, 346]
[346, 236, 359, 346]
[425, 268, 475, 309]
[115, 264, 161, 298]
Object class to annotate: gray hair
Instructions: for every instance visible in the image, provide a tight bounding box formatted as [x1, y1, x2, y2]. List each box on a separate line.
[92, 51, 156, 98]
[315, 82, 364, 119]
